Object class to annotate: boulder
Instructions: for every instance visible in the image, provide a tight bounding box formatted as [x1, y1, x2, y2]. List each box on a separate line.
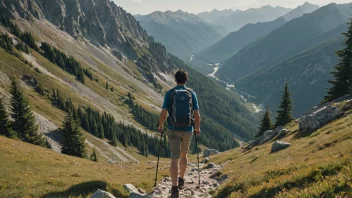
[90, 189, 116, 198]
[342, 100, 352, 111]
[124, 184, 151, 198]
[129, 192, 152, 198]
[201, 157, 209, 164]
[271, 141, 291, 153]
[299, 105, 343, 137]
[206, 162, 218, 169]
[245, 127, 290, 150]
[124, 184, 139, 194]
[203, 149, 219, 157]
[217, 174, 229, 183]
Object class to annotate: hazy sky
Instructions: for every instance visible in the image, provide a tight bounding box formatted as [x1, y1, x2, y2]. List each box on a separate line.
[112, 0, 352, 15]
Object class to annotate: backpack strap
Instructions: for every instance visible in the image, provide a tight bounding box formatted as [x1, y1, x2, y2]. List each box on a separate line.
[168, 88, 176, 110]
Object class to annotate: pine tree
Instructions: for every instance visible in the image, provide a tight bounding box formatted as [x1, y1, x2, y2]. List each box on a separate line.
[61, 112, 86, 158]
[255, 106, 273, 138]
[90, 148, 98, 162]
[10, 78, 46, 146]
[275, 83, 294, 127]
[324, 19, 352, 102]
[0, 98, 10, 136]
[105, 81, 109, 90]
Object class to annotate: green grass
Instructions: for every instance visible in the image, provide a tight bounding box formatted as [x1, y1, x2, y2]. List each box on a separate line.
[0, 136, 170, 198]
[212, 111, 352, 198]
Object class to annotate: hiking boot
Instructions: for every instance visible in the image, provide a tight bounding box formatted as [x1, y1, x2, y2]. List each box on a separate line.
[178, 177, 185, 189]
[171, 186, 179, 198]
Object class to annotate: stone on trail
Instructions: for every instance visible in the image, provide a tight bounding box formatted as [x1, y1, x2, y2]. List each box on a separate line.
[90, 189, 116, 198]
[149, 162, 220, 198]
[271, 141, 291, 153]
[124, 184, 139, 194]
[129, 192, 152, 198]
[203, 149, 219, 157]
[201, 157, 210, 164]
[206, 162, 218, 169]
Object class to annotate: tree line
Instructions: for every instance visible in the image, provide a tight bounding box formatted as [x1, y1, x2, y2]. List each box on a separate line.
[51, 88, 170, 157]
[0, 14, 92, 84]
[127, 92, 159, 132]
[40, 42, 87, 83]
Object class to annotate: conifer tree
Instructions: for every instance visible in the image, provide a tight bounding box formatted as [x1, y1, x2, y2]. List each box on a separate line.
[256, 106, 273, 138]
[90, 148, 98, 162]
[10, 78, 46, 146]
[275, 83, 294, 127]
[0, 98, 10, 136]
[111, 127, 118, 146]
[106, 81, 109, 90]
[98, 123, 104, 139]
[61, 112, 86, 158]
[324, 19, 352, 102]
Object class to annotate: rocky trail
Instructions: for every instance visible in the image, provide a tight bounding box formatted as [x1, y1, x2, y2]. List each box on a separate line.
[92, 157, 229, 198]
[149, 162, 225, 198]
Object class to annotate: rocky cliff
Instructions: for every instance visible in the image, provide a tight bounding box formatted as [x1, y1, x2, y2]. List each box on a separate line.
[0, 0, 173, 74]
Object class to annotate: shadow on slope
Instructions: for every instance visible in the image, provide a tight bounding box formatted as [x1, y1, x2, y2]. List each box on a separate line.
[41, 180, 125, 198]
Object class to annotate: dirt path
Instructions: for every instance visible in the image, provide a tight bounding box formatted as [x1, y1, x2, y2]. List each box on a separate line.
[150, 162, 226, 198]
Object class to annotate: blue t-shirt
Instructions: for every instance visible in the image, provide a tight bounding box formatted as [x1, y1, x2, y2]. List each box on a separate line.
[162, 85, 199, 132]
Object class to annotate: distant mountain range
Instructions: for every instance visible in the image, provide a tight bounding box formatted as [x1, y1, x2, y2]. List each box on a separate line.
[197, 9, 236, 23]
[236, 34, 344, 117]
[283, 2, 320, 21]
[194, 17, 287, 64]
[135, 10, 227, 60]
[192, 2, 319, 69]
[216, 3, 351, 116]
[212, 5, 292, 32]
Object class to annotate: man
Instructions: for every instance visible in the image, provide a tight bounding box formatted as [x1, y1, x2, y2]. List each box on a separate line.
[158, 69, 201, 198]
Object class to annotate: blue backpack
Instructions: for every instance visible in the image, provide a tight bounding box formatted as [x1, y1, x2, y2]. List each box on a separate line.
[168, 88, 194, 127]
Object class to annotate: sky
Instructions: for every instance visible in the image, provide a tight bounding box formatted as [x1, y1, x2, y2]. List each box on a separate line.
[112, 0, 352, 15]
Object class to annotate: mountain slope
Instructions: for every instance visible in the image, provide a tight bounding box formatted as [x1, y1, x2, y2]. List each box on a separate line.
[0, 0, 258, 155]
[196, 9, 235, 23]
[192, 2, 319, 67]
[216, 3, 351, 82]
[194, 17, 287, 64]
[135, 10, 227, 60]
[213, 106, 352, 197]
[236, 32, 344, 117]
[213, 5, 291, 32]
[284, 2, 319, 21]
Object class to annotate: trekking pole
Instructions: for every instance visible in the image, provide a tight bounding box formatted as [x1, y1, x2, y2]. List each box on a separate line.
[195, 130, 201, 186]
[154, 129, 164, 187]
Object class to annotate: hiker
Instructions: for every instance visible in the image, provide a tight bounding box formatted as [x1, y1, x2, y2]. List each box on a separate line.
[158, 69, 201, 198]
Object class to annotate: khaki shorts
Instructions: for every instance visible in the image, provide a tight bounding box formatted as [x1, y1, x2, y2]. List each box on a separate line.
[168, 130, 193, 159]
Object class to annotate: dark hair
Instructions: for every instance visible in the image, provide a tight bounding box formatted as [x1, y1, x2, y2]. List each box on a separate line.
[175, 69, 188, 84]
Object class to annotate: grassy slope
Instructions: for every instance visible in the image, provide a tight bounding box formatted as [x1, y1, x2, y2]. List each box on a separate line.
[211, 111, 352, 197]
[0, 135, 170, 198]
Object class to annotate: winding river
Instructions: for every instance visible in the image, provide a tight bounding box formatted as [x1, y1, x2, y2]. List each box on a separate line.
[208, 64, 261, 113]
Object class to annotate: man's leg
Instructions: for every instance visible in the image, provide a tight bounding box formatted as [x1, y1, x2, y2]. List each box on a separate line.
[179, 152, 188, 179]
[179, 132, 193, 185]
[170, 158, 179, 186]
[169, 132, 181, 187]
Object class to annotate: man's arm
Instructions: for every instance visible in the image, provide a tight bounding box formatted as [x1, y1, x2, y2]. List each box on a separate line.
[158, 109, 168, 132]
[194, 110, 201, 135]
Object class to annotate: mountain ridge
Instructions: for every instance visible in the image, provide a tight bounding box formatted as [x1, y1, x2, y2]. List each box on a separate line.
[213, 5, 291, 31]
[136, 9, 227, 60]
[216, 2, 351, 83]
